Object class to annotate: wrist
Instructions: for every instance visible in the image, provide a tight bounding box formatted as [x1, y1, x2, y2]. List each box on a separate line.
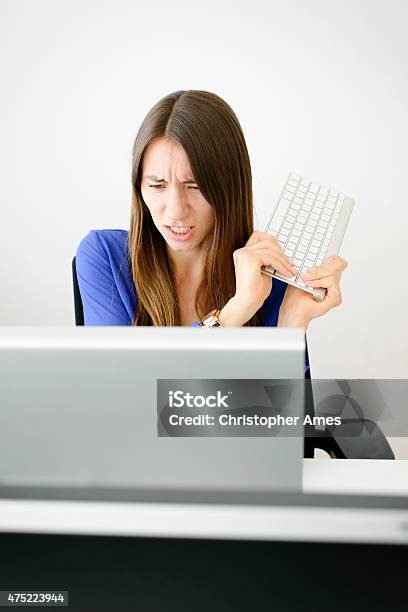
[277, 310, 310, 329]
[219, 296, 256, 327]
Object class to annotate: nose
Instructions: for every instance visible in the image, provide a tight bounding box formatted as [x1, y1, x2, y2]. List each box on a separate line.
[164, 185, 190, 222]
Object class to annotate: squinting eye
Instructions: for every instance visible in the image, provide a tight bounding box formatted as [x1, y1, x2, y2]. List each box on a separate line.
[187, 186, 199, 190]
[149, 184, 164, 190]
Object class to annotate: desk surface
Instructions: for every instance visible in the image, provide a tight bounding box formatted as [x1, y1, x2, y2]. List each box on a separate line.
[303, 458, 408, 495]
[0, 460, 407, 545]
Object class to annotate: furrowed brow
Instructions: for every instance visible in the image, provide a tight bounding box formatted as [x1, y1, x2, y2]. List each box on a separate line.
[145, 175, 165, 182]
[144, 175, 197, 184]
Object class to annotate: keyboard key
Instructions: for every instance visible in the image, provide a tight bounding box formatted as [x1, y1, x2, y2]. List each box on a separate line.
[328, 195, 337, 204]
[315, 231, 324, 240]
[305, 198, 314, 206]
[305, 224, 314, 233]
[335, 204, 342, 212]
[303, 231, 312, 240]
[308, 219, 317, 227]
[306, 191, 316, 200]
[311, 239, 320, 247]
[320, 187, 329, 196]
[321, 213, 330, 222]
[318, 221, 328, 229]
[310, 213, 319, 221]
[294, 258, 303, 267]
[317, 194, 326, 203]
[283, 222, 292, 230]
[288, 180, 298, 188]
[294, 222, 303, 230]
[304, 259, 315, 268]
[300, 238, 309, 246]
[339, 194, 345, 201]
[301, 179, 310, 187]
[290, 173, 301, 181]
[286, 185, 296, 193]
[268, 197, 289, 232]
[279, 228, 290, 237]
[325, 202, 335, 210]
[314, 201, 323, 209]
[292, 229, 301, 237]
[286, 214, 295, 223]
[323, 207, 332, 216]
[302, 204, 312, 212]
[283, 191, 294, 200]
[299, 210, 308, 218]
[323, 238, 330, 246]
[298, 245, 307, 254]
[329, 190, 338, 198]
[309, 183, 319, 193]
[291, 203, 301, 211]
[294, 196, 303, 205]
[309, 246, 318, 254]
[297, 185, 307, 193]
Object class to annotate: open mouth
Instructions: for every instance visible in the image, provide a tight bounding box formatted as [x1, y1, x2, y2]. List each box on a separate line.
[166, 226, 193, 234]
[164, 225, 195, 240]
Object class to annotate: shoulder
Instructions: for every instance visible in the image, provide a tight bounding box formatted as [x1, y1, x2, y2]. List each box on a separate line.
[76, 229, 129, 261]
[75, 229, 136, 325]
[76, 229, 132, 285]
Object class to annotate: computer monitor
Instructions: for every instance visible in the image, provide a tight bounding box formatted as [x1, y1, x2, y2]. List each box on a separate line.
[0, 327, 305, 493]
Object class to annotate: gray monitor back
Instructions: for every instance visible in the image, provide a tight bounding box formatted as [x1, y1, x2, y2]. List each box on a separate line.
[0, 327, 305, 492]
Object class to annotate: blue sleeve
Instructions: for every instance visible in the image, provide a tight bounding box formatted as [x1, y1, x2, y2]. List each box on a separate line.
[76, 231, 132, 326]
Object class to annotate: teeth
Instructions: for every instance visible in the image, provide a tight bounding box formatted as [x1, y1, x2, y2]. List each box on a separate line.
[170, 226, 191, 234]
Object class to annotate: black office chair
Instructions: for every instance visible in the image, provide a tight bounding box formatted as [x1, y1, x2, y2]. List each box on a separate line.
[72, 257, 84, 326]
[71, 256, 394, 459]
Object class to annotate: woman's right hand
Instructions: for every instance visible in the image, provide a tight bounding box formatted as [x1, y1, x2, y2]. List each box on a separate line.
[219, 231, 297, 327]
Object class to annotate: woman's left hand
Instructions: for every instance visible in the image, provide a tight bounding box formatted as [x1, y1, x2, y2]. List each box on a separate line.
[277, 256, 348, 328]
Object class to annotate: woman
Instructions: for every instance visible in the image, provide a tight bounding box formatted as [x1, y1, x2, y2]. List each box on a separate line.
[76, 90, 347, 330]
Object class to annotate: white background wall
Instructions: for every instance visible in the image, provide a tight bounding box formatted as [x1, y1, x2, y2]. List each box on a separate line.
[1, 0, 407, 381]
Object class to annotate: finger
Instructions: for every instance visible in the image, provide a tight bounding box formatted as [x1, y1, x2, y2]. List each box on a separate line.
[246, 240, 296, 268]
[325, 256, 348, 274]
[238, 248, 297, 278]
[246, 231, 275, 247]
[248, 247, 298, 276]
[303, 275, 338, 289]
[304, 276, 342, 307]
[302, 256, 347, 281]
[246, 241, 292, 266]
[246, 237, 280, 250]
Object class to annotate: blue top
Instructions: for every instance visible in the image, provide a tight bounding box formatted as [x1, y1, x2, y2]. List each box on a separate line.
[75, 229, 288, 327]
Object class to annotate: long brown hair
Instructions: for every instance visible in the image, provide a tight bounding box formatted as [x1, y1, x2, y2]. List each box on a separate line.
[129, 90, 255, 326]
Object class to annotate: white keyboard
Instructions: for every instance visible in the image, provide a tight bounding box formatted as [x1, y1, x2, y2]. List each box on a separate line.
[263, 173, 354, 302]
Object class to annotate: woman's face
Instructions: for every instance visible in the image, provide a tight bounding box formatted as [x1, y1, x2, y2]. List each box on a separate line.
[140, 137, 214, 253]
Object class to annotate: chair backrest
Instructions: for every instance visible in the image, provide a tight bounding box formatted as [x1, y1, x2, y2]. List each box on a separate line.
[72, 256, 84, 326]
